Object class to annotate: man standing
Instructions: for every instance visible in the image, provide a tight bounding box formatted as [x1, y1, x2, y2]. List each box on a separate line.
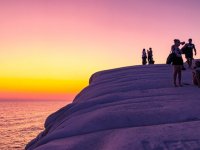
[147, 48, 153, 64]
[183, 38, 197, 68]
[142, 49, 147, 65]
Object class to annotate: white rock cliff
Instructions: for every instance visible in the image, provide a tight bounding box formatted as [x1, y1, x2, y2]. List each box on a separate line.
[26, 64, 200, 150]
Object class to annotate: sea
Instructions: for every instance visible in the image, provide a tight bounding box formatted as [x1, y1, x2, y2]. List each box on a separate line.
[0, 100, 68, 150]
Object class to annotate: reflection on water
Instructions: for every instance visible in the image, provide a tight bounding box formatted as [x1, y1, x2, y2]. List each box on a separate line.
[0, 100, 68, 150]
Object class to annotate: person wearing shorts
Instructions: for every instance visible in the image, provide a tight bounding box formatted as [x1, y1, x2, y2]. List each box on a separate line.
[171, 39, 184, 87]
[183, 38, 197, 68]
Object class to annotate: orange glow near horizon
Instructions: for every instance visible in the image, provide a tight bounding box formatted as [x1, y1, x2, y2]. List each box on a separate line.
[1, 0, 200, 101]
[0, 77, 88, 101]
[0, 91, 75, 101]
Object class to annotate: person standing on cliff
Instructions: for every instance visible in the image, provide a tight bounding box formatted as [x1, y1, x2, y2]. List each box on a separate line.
[147, 47, 154, 64]
[192, 60, 200, 88]
[182, 38, 197, 68]
[142, 49, 147, 65]
[171, 39, 185, 87]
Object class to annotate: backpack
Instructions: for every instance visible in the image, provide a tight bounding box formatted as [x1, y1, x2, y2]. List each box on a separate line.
[166, 52, 176, 64]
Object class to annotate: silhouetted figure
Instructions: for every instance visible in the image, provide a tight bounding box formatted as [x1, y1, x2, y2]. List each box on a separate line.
[171, 39, 184, 87]
[192, 60, 200, 88]
[147, 47, 154, 64]
[182, 38, 197, 68]
[142, 49, 147, 65]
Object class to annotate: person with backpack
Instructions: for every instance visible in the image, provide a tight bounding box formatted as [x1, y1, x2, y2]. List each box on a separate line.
[142, 48, 147, 65]
[182, 38, 197, 68]
[171, 39, 184, 87]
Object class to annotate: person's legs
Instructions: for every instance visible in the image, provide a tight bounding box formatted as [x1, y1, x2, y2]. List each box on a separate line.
[173, 66, 178, 87]
[142, 58, 145, 65]
[192, 72, 198, 85]
[178, 66, 182, 86]
[148, 57, 151, 64]
[186, 55, 193, 68]
[150, 57, 153, 64]
[186, 57, 190, 67]
[188, 58, 192, 68]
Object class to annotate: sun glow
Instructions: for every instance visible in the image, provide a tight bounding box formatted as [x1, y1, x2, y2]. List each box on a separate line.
[1, 0, 200, 101]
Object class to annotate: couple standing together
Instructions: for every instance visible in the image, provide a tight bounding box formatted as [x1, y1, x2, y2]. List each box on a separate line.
[142, 48, 154, 65]
[171, 38, 197, 87]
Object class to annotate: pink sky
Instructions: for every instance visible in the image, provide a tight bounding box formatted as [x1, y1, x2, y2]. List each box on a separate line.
[0, 0, 200, 101]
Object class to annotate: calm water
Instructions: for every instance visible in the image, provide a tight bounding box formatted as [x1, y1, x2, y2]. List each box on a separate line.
[0, 100, 68, 150]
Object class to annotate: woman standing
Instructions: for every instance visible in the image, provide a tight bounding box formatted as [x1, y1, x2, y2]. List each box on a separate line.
[171, 39, 184, 87]
[142, 49, 147, 65]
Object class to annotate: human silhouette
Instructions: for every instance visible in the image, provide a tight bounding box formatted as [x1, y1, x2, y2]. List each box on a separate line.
[182, 38, 197, 68]
[171, 39, 184, 87]
[147, 47, 154, 64]
[142, 49, 147, 65]
[192, 60, 200, 88]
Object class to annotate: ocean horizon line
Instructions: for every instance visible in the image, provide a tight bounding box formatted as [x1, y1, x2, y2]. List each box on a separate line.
[0, 99, 69, 102]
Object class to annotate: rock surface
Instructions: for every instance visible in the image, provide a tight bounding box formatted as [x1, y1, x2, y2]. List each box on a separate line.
[26, 64, 200, 150]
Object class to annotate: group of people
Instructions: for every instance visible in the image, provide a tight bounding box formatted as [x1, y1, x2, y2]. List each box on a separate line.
[141, 38, 199, 88]
[142, 47, 154, 65]
[170, 38, 199, 87]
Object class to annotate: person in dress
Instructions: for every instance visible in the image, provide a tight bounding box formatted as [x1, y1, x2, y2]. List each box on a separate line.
[142, 48, 147, 65]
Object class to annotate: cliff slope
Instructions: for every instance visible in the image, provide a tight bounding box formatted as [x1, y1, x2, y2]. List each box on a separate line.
[26, 64, 200, 150]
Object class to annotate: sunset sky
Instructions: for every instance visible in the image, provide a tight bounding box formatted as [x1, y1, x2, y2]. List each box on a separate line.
[0, 0, 200, 101]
